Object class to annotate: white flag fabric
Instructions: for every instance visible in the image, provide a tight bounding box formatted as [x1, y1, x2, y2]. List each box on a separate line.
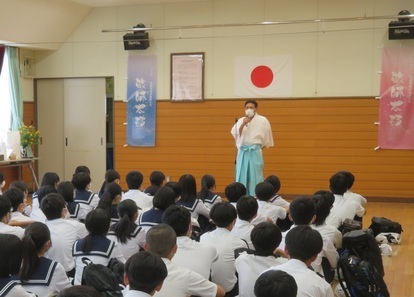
[234, 55, 292, 97]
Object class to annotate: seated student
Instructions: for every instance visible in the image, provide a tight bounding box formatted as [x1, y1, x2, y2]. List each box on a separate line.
[107, 199, 146, 260]
[0, 234, 36, 297]
[312, 192, 342, 249]
[145, 224, 225, 297]
[9, 181, 32, 217]
[122, 170, 153, 210]
[58, 285, 100, 297]
[254, 270, 297, 297]
[144, 171, 166, 196]
[19, 222, 71, 296]
[0, 195, 25, 238]
[255, 182, 287, 224]
[4, 188, 35, 227]
[124, 251, 168, 297]
[30, 185, 58, 223]
[197, 174, 222, 209]
[339, 170, 368, 206]
[42, 193, 88, 277]
[235, 222, 288, 297]
[225, 182, 247, 208]
[138, 186, 176, 232]
[32, 172, 60, 212]
[231, 195, 258, 249]
[200, 202, 248, 296]
[266, 225, 334, 297]
[280, 196, 338, 282]
[72, 172, 100, 215]
[97, 182, 122, 225]
[329, 172, 365, 223]
[318, 190, 342, 229]
[58, 181, 87, 222]
[98, 169, 121, 198]
[162, 205, 218, 279]
[72, 209, 125, 285]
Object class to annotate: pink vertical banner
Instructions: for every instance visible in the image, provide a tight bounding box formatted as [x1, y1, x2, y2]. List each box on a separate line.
[378, 47, 414, 149]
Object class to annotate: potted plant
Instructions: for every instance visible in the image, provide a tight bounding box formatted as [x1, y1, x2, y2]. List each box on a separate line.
[18, 125, 40, 158]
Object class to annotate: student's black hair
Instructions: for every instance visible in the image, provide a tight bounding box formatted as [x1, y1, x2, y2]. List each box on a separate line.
[312, 194, 331, 226]
[40, 172, 60, 187]
[125, 251, 168, 293]
[71, 172, 92, 191]
[224, 182, 246, 203]
[236, 195, 258, 221]
[162, 205, 191, 237]
[58, 286, 100, 297]
[251, 222, 282, 256]
[255, 182, 275, 201]
[314, 190, 335, 207]
[40, 193, 66, 220]
[337, 170, 355, 189]
[20, 222, 51, 281]
[146, 224, 177, 258]
[111, 199, 139, 244]
[0, 234, 23, 277]
[244, 99, 258, 108]
[3, 188, 24, 212]
[57, 181, 75, 203]
[178, 174, 197, 203]
[126, 170, 144, 189]
[198, 174, 215, 201]
[285, 225, 323, 262]
[37, 185, 58, 205]
[74, 165, 91, 175]
[149, 171, 165, 187]
[99, 169, 120, 196]
[9, 180, 28, 193]
[82, 209, 111, 253]
[164, 181, 182, 199]
[210, 202, 237, 228]
[264, 175, 281, 193]
[97, 182, 122, 215]
[329, 172, 348, 195]
[152, 186, 176, 211]
[0, 172, 4, 182]
[144, 185, 159, 196]
[289, 196, 315, 225]
[254, 270, 298, 297]
[0, 195, 11, 221]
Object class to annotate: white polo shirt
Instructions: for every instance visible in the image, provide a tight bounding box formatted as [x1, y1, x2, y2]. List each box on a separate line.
[30, 209, 47, 223]
[312, 223, 343, 249]
[124, 290, 152, 297]
[200, 227, 248, 292]
[268, 194, 290, 209]
[107, 225, 146, 260]
[265, 259, 334, 297]
[0, 222, 25, 239]
[122, 189, 153, 211]
[344, 190, 367, 206]
[331, 194, 365, 222]
[231, 218, 254, 250]
[172, 236, 218, 279]
[45, 218, 88, 272]
[153, 258, 218, 297]
[257, 200, 287, 224]
[11, 211, 33, 222]
[236, 252, 287, 297]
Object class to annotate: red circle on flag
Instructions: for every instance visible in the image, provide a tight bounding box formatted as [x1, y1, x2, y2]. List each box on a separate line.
[251, 65, 274, 88]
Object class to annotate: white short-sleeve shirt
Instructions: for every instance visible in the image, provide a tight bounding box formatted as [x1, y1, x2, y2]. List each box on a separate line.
[231, 218, 255, 250]
[107, 225, 146, 261]
[257, 200, 287, 223]
[122, 190, 153, 211]
[0, 222, 25, 239]
[331, 194, 365, 222]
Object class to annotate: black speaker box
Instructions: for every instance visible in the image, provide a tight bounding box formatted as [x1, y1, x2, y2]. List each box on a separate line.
[388, 21, 414, 40]
[123, 32, 150, 50]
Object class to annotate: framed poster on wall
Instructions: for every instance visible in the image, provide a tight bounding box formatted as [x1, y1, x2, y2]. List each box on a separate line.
[171, 52, 204, 101]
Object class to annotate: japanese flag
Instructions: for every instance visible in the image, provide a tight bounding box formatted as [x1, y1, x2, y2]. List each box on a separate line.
[234, 55, 292, 97]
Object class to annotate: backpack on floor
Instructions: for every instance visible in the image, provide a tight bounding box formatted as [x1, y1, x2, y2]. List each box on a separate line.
[369, 217, 403, 237]
[81, 257, 123, 297]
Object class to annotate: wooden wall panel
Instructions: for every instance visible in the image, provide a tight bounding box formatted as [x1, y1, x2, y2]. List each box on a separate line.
[114, 98, 414, 201]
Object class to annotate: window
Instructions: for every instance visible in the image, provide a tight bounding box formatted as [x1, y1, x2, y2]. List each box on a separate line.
[0, 53, 11, 136]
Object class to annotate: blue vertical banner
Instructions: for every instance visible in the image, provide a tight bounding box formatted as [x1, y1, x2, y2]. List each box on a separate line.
[126, 55, 157, 146]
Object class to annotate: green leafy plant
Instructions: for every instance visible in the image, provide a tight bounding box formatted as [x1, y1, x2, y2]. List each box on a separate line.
[19, 125, 40, 147]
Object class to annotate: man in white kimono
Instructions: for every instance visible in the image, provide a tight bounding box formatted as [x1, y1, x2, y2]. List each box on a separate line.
[231, 100, 274, 196]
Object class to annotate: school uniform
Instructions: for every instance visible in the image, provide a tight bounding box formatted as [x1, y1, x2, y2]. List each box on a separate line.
[137, 208, 163, 232]
[107, 225, 146, 260]
[0, 278, 35, 297]
[45, 218, 88, 272]
[19, 257, 71, 296]
[74, 189, 99, 215]
[29, 209, 47, 223]
[199, 191, 222, 209]
[109, 204, 120, 225]
[72, 235, 125, 285]
[331, 194, 365, 222]
[200, 227, 248, 292]
[153, 258, 217, 297]
[124, 290, 151, 297]
[344, 190, 367, 206]
[122, 190, 153, 211]
[313, 223, 343, 249]
[265, 259, 334, 297]
[235, 252, 287, 297]
[257, 200, 286, 224]
[0, 222, 24, 239]
[231, 218, 254, 250]
[250, 213, 269, 226]
[67, 201, 87, 221]
[31, 191, 39, 211]
[176, 199, 210, 221]
[172, 236, 218, 279]
[10, 212, 32, 223]
[268, 194, 290, 209]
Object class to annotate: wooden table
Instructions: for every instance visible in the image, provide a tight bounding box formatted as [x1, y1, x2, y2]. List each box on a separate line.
[0, 158, 39, 189]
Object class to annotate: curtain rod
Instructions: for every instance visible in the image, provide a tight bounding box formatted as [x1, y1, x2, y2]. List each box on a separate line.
[102, 14, 414, 33]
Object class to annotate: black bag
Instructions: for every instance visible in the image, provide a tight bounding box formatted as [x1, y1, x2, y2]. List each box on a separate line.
[337, 250, 390, 297]
[369, 217, 403, 236]
[340, 218, 362, 235]
[81, 258, 123, 297]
